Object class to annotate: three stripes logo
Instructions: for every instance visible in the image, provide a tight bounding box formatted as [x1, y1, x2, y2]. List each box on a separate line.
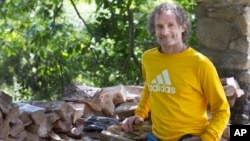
[149, 69, 176, 94]
[151, 70, 171, 85]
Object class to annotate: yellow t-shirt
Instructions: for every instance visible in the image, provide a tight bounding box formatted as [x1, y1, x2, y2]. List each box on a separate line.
[135, 47, 230, 141]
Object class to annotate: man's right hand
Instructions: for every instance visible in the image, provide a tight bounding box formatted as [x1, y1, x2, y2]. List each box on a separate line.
[121, 115, 144, 132]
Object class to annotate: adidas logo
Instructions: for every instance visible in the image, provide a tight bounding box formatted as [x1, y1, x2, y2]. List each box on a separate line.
[149, 69, 176, 94]
[151, 70, 171, 85]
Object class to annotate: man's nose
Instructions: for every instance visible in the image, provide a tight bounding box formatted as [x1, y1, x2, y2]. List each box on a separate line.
[161, 27, 170, 35]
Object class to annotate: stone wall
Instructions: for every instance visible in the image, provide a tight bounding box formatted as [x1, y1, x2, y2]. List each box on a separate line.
[194, 0, 250, 124]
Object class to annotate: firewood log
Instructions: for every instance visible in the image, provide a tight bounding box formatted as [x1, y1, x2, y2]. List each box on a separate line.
[7, 104, 20, 124]
[74, 117, 85, 127]
[17, 103, 46, 125]
[0, 110, 3, 124]
[222, 125, 230, 139]
[124, 85, 143, 102]
[114, 102, 138, 120]
[48, 131, 61, 141]
[53, 119, 72, 133]
[91, 85, 127, 117]
[62, 84, 101, 102]
[24, 132, 39, 141]
[0, 119, 10, 140]
[45, 112, 60, 123]
[31, 100, 74, 122]
[221, 77, 244, 97]
[100, 130, 134, 141]
[67, 102, 86, 124]
[25, 118, 52, 138]
[9, 119, 25, 138]
[66, 125, 84, 139]
[0, 91, 12, 114]
[223, 85, 238, 107]
[19, 110, 33, 126]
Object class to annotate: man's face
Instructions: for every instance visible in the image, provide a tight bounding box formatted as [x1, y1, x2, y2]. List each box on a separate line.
[155, 10, 184, 48]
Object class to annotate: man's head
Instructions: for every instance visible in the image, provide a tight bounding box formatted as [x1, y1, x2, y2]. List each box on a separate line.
[147, 3, 191, 44]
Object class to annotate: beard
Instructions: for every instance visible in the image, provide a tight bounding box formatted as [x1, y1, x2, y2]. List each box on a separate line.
[157, 33, 181, 48]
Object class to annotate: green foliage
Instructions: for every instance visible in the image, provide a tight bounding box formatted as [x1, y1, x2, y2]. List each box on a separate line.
[176, 0, 198, 47]
[0, 0, 197, 101]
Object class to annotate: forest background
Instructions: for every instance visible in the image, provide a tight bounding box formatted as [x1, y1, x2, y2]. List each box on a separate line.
[0, 0, 197, 101]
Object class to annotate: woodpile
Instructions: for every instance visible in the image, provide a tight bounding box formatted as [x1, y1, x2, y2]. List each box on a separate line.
[0, 84, 142, 141]
[0, 77, 244, 141]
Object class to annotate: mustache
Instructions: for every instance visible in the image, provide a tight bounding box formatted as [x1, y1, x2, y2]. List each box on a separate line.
[159, 33, 177, 39]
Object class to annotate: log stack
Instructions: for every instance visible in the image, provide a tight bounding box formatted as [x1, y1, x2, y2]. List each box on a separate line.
[0, 77, 244, 141]
[0, 84, 142, 140]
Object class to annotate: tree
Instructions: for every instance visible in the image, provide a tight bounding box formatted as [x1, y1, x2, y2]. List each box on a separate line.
[0, 0, 196, 101]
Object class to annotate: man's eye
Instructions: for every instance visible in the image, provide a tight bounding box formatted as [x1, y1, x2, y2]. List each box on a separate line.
[157, 25, 162, 28]
[169, 24, 174, 27]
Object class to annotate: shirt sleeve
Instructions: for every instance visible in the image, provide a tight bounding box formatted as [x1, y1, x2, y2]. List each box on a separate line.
[199, 60, 230, 141]
[134, 63, 151, 119]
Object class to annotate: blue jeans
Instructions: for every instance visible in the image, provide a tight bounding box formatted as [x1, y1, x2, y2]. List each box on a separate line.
[146, 132, 160, 141]
[146, 132, 193, 141]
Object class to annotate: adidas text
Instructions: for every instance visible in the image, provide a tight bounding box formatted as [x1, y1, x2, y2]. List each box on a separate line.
[149, 84, 176, 94]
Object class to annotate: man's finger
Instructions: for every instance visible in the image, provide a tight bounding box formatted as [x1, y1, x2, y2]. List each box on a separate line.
[122, 117, 134, 132]
[134, 117, 143, 124]
[128, 117, 135, 132]
[122, 119, 130, 132]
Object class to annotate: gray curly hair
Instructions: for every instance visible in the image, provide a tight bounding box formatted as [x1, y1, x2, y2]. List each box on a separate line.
[147, 3, 191, 43]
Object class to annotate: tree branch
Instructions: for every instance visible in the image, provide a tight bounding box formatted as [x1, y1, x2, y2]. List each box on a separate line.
[69, 0, 99, 63]
[51, 0, 64, 35]
[69, 0, 93, 36]
[121, 0, 141, 72]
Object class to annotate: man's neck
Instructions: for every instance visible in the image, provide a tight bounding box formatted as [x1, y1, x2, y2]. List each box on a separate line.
[160, 44, 186, 54]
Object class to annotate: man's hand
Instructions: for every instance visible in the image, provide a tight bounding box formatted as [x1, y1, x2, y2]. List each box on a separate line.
[121, 115, 144, 132]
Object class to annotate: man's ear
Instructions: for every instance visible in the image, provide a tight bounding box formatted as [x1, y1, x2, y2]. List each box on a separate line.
[181, 25, 185, 32]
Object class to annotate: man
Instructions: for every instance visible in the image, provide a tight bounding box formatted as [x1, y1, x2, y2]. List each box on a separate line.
[122, 2, 230, 141]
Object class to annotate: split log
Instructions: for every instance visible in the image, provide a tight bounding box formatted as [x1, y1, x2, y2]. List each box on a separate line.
[100, 130, 133, 141]
[24, 132, 40, 141]
[79, 101, 102, 117]
[66, 125, 84, 139]
[17, 103, 46, 125]
[67, 102, 86, 124]
[81, 104, 96, 118]
[9, 119, 26, 138]
[8, 129, 27, 141]
[124, 85, 143, 102]
[62, 84, 101, 102]
[91, 85, 127, 117]
[223, 85, 238, 107]
[81, 132, 101, 140]
[103, 122, 151, 141]
[0, 110, 3, 124]
[5, 138, 16, 141]
[19, 110, 33, 126]
[25, 118, 52, 138]
[74, 117, 85, 127]
[114, 102, 138, 120]
[57, 133, 76, 141]
[7, 104, 20, 124]
[0, 91, 12, 114]
[31, 100, 74, 121]
[53, 119, 72, 133]
[221, 77, 244, 98]
[0, 119, 10, 140]
[45, 112, 60, 123]
[48, 131, 61, 141]
[84, 100, 102, 112]
[222, 125, 230, 140]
